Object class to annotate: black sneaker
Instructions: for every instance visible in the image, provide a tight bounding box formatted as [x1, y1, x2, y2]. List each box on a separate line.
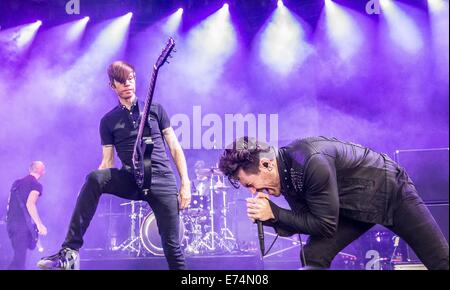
[37, 248, 80, 270]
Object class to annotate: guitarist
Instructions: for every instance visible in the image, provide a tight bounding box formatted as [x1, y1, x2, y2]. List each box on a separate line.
[37, 61, 191, 270]
[6, 161, 47, 270]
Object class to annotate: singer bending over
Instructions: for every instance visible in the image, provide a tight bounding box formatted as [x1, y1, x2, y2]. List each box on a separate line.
[218, 136, 449, 270]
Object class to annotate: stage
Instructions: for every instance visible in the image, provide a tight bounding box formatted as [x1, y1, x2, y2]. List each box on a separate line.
[0, 0, 448, 273]
[79, 254, 263, 270]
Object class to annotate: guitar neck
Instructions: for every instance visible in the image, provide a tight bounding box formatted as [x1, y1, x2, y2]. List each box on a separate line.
[137, 66, 159, 139]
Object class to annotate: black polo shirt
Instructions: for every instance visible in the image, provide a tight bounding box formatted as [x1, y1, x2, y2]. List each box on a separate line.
[99, 100, 173, 174]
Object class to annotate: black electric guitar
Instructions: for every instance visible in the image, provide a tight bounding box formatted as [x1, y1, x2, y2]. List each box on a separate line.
[132, 37, 176, 192]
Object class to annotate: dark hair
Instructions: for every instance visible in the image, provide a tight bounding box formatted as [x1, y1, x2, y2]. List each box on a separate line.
[218, 137, 272, 188]
[107, 61, 135, 86]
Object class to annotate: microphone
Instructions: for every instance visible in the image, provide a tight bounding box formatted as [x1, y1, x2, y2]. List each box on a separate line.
[256, 190, 269, 257]
[257, 220, 265, 257]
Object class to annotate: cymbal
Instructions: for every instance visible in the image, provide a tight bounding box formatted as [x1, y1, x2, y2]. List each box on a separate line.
[211, 167, 224, 176]
[195, 167, 224, 177]
[195, 168, 214, 176]
[120, 200, 146, 206]
[213, 184, 230, 190]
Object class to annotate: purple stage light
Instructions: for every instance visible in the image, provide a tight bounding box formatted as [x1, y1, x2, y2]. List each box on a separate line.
[181, 0, 236, 93]
[380, 0, 392, 9]
[12, 20, 43, 48]
[380, 0, 424, 55]
[258, 0, 311, 75]
[162, 7, 184, 34]
[66, 16, 90, 42]
[61, 10, 133, 105]
[323, 0, 363, 61]
[428, 0, 446, 12]
[83, 12, 132, 57]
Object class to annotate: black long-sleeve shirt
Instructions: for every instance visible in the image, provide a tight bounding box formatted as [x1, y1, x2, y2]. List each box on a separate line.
[265, 136, 401, 238]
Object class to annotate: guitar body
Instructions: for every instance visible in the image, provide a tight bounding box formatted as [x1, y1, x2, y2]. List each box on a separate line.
[132, 37, 175, 192]
[133, 137, 154, 191]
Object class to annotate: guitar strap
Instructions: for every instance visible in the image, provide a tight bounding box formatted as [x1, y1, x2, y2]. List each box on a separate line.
[140, 104, 165, 146]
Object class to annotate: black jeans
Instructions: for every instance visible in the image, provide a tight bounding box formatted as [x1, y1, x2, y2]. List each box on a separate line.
[301, 179, 449, 270]
[8, 230, 30, 270]
[62, 168, 185, 270]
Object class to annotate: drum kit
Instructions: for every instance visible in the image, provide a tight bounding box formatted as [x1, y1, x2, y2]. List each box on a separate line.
[112, 166, 239, 257]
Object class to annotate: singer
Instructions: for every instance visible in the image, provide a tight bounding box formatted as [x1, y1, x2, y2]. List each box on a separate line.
[218, 136, 449, 270]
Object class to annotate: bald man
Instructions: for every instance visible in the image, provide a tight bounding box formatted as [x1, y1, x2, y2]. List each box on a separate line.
[6, 161, 47, 270]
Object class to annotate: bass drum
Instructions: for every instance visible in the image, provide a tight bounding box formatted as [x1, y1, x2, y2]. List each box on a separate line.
[140, 211, 185, 256]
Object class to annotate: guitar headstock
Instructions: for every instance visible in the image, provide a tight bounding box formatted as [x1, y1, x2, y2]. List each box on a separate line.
[155, 37, 176, 69]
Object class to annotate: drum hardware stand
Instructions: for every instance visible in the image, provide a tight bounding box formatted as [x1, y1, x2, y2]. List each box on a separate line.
[216, 185, 238, 252]
[183, 176, 221, 254]
[184, 166, 240, 255]
[112, 200, 146, 256]
[191, 174, 238, 254]
[183, 215, 205, 254]
[208, 174, 216, 251]
[261, 232, 304, 259]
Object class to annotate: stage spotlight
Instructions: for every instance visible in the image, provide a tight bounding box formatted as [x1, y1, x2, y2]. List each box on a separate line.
[15, 21, 43, 48]
[66, 16, 90, 42]
[323, 0, 363, 61]
[380, 0, 423, 55]
[258, 0, 311, 75]
[380, 0, 393, 9]
[0, 20, 43, 60]
[277, 0, 284, 7]
[428, 0, 445, 12]
[188, 3, 235, 55]
[427, 0, 448, 71]
[59, 12, 133, 105]
[183, 1, 237, 93]
[163, 7, 184, 34]
[77, 12, 132, 63]
[223, 3, 229, 10]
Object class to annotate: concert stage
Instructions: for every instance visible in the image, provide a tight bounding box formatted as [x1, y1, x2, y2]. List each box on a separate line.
[80, 254, 263, 270]
[0, 0, 448, 273]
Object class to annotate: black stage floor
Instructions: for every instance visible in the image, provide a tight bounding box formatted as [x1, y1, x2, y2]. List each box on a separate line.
[80, 254, 264, 270]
